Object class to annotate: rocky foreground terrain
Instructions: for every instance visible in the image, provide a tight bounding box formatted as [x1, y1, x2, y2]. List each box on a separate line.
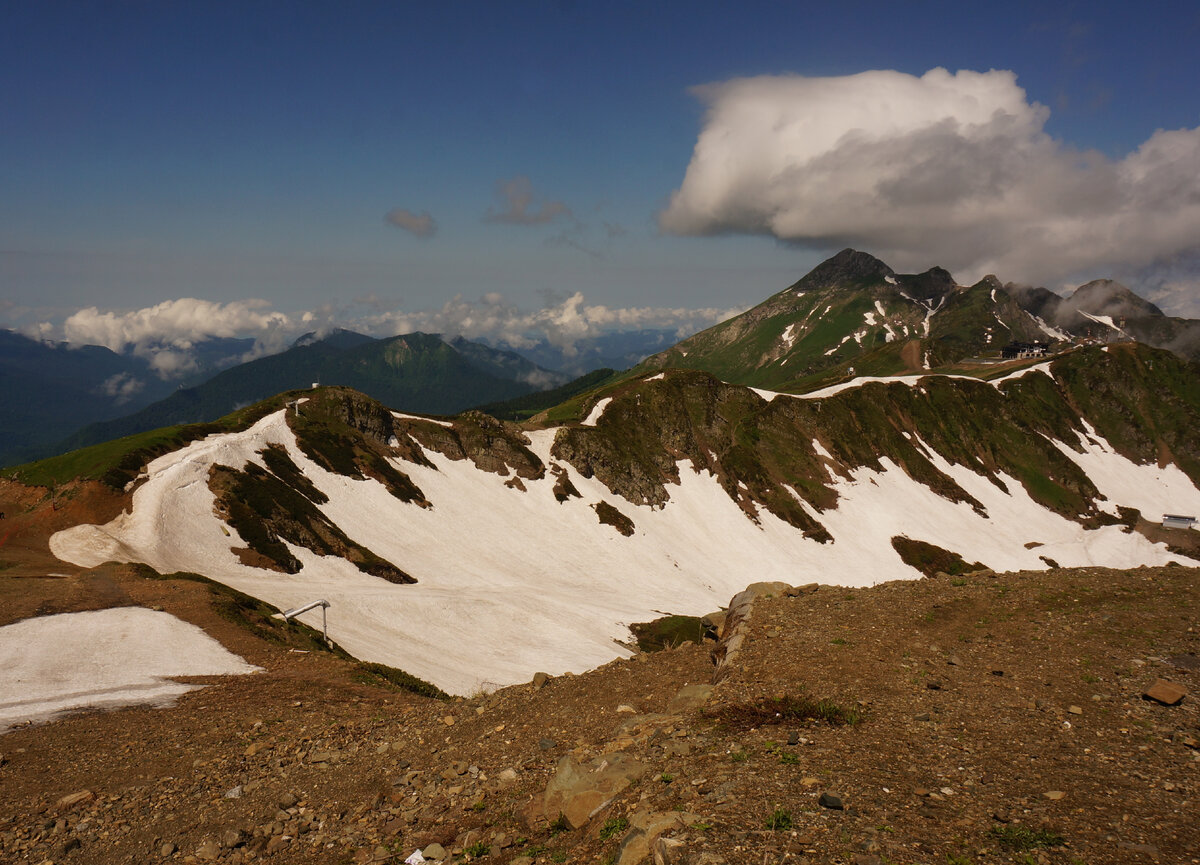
[2, 551, 1197, 865]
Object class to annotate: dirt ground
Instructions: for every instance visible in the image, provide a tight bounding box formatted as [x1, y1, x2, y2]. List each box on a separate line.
[1, 480, 1198, 865]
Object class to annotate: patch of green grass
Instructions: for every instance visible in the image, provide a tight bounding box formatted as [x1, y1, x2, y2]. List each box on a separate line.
[765, 807, 793, 831]
[892, 536, 985, 578]
[548, 814, 570, 836]
[629, 614, 705, 652]
[352, 662, 449, 700]
[3, 393, 293, 487]
[987, 824, 1064, 850]
[465, 840, 490, 859]
[598, 816, 628, 840]
[659, 772, 674, 783]
[779, 752, 800, 765]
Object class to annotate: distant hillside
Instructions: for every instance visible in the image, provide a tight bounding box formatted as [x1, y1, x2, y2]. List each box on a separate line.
[54, 331, 567, 455]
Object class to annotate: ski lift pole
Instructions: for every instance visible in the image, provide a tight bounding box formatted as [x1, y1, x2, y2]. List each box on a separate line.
[281, 599, 331, 644]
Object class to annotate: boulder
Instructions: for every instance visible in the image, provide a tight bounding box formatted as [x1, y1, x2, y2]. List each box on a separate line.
[531, 752, 648, 829]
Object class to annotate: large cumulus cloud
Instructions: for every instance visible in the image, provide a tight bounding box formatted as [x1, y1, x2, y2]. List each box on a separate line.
[659, 68, 1200, 286]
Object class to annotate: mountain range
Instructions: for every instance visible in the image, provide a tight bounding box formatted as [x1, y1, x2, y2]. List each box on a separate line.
[0, 330, 568, 467]
[6, 250, 1198, 468]
[30, 321, 1200, 696]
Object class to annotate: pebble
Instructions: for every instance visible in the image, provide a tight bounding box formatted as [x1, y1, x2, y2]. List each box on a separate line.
[818, 792, 845, 810]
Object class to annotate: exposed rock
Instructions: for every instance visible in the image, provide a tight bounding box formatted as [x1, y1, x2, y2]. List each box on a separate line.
[421, 841, 447, 860]
[667, 684, 713, 714]
[532, 752, 648, 829]
[1143, 679, 1187, 706]
[615, 811, 702, 865]
[55, 790, 95, 811]
[819, 792, 845, 810]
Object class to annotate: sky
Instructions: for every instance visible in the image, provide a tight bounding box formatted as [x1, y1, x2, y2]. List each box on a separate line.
[4, 0, 1200, 369]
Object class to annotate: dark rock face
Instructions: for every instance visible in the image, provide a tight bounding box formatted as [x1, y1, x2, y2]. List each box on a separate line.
[401, 411, 545, 480]
[790, 248, 895, 292]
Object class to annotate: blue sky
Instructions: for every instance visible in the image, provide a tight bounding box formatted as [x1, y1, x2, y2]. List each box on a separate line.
[4, 1, 1200, 358]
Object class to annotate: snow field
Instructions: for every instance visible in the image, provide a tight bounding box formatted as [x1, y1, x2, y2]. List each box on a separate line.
[0, 607, 259, 732]
[49, 398, 1200, 696]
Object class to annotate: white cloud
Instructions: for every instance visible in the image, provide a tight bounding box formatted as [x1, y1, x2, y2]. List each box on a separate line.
[660, 68, 1200, 287]
[484, 175, 572, 225]
[350, 291, 740, 357]
[60, 298, 291, 379]
[40, 293, 737, 373]
[98, 372, 145, 404]
[384, 208, 437, 239]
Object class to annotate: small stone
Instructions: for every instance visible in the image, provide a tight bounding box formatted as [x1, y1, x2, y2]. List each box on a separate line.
[538, 738, 557, 751]
[221, 829, 246, 849]
[818, 792, 845, 810]
[617, 704, 637, 713]
[265, 835, 289, 855]
[925, 680, 943, 691]
[914, 713, 932, 722]
[1143, 679, 1187, 706]
[800, 777, 821, 787]
[160, 842, 176, 857]
[498, 768, 519, 783]
[991, 670, 1005, 676]
[441, 715, 456, 726]
[531, 672, 551, 689]
[947, 656, 962, 666]
[1117, 842, 1161, 856]
[224, 785, 243, 799]
[55, 790, 95, 811]
[421, 842, 447, 860]
[1043, 790, 1067, 800]
[196, 839, 221, 860]
[786, 731, 800, 746]
[278, 792, 298, 809]
[1067, 705, 1083, 715]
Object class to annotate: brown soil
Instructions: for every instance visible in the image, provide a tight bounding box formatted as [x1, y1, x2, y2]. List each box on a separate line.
[1, 487, 1198, 865]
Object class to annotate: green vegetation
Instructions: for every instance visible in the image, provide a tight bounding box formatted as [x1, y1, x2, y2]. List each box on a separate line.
[598, 817, 628, 840]
[629, 614, 705, 652]
[2, 392, 295, 488]
[891, 536, 986, 578]
[464, 840, 490, 859]
[987, 825, 1065, 850]
[474, 367, 620, 421]
[352, 662, 449, 700]
[764, 807, 793, 831]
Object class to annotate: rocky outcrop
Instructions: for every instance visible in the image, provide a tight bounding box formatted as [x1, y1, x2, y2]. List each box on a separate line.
[400, 411, 545, 480]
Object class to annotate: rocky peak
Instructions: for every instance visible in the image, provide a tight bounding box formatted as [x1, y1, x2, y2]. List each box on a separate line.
[1071, 279, 1164, 319]
[789, 248, 895, 292]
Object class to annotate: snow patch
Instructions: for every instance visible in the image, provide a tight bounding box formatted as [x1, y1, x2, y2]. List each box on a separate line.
[581, 397, 612, 427]
[394, 412, 453, 428]
[0, 607, 259, 732]
[780, 323, 798, 350]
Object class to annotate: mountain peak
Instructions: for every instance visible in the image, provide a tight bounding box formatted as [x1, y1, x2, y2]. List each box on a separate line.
[790, 248, 895, 292]
[1071, 279, 1164, 319]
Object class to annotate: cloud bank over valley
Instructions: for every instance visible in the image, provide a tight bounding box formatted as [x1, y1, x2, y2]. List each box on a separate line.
[19, 292, 742, 378]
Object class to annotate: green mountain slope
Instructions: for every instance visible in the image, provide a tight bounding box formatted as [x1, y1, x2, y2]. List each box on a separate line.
[638, 249, 1054, 392]
[49, 332, 564, 457]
